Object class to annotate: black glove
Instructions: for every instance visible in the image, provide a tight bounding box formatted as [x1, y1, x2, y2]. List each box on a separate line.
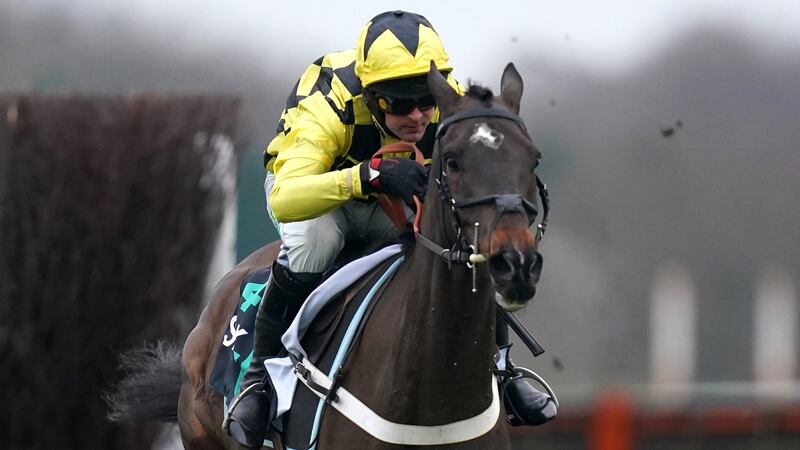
[360, 157, 427, 207]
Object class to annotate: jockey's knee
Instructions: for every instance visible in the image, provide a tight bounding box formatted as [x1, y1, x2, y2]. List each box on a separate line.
[284, 221, 344, 274]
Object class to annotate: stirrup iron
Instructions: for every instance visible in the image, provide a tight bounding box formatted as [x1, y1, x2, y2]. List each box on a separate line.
[508, 366, 559, 409]
[222, 381, 265, 433]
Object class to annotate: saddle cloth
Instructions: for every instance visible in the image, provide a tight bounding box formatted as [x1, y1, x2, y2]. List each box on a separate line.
[210, 244, 404, 447]
[209, 266, 271, 399]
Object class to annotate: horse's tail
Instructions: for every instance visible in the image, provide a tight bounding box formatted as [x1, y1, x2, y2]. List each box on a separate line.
[105, 341, 182, 423]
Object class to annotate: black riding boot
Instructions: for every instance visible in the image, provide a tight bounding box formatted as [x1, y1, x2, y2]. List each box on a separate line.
[496, 313, 557, 426]
[226, 262, 322, 449]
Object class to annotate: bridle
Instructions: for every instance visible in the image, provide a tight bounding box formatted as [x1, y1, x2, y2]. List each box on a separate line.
[415, 107, 550, 275]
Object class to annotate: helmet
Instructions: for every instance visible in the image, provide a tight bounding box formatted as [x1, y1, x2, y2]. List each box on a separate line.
[355, 10, 452, 89]
[356, 11, 452, 139]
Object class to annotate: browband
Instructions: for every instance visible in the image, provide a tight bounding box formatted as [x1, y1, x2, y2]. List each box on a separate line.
[436, 107, 527, 139]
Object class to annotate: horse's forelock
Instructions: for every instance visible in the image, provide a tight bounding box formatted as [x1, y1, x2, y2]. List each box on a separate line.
[466, 84, 494, 106]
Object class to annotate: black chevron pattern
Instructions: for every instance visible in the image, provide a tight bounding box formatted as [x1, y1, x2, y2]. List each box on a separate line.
[362, 11, 433, 59]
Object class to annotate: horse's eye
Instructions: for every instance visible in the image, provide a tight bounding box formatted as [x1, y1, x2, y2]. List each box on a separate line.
[445, 157, 460, 173]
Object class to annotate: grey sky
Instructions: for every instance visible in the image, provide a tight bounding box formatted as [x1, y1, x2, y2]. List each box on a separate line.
[12, 0, 800, 84]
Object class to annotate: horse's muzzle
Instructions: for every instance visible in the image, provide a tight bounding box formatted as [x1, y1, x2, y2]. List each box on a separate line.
[489, 246, 542, 311]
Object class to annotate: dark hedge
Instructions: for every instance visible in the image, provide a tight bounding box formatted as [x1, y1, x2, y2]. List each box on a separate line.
[0, 94, 240, 449]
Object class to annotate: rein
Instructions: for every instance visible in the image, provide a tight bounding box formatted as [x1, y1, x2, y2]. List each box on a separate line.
[415, 107, 550, 268]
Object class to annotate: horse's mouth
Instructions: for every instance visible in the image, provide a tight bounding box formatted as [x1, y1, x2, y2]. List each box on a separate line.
[493, 280, 536, 311]
[494, 291, 530, 312]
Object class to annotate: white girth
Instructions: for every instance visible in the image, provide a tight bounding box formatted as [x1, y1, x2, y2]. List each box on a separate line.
[295, 356, 500, 445]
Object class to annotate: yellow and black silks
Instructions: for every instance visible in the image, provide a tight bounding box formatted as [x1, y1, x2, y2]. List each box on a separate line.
[265, 11, 460, 223]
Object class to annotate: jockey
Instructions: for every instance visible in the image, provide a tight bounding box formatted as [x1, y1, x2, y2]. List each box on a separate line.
[226, 10, 556, 448]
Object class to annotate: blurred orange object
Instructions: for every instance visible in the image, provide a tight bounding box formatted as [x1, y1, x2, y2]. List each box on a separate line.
[589, 390, 635, 450]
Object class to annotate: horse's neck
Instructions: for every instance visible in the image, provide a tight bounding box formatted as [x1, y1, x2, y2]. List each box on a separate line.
[321, 249, 501, 445]
[396, 189, 497, 386]
[346, 190, 498, 424]
[397, 248, 496, 378]
[362, 243, 497, 423]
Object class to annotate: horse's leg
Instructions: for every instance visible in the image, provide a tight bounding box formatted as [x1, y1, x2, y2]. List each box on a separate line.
[177, 389, 224, 450]
[178, 324, 227, 450]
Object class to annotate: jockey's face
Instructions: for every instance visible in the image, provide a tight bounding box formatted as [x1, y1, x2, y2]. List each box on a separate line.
[384, 106, 435, 142]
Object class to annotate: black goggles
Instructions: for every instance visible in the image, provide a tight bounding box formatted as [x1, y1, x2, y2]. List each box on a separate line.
[373, 93, 436, 116]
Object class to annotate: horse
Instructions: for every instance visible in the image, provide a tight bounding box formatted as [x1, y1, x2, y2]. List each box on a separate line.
[107, 62, 548, 450]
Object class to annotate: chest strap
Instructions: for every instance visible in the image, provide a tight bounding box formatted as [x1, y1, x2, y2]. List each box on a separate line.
[291, 355, 501, 445]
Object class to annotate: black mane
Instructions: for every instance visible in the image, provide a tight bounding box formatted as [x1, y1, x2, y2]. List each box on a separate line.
[466, 84, 494, 105]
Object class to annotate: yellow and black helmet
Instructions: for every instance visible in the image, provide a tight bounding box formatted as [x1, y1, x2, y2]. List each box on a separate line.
[355, 10, 452, 89]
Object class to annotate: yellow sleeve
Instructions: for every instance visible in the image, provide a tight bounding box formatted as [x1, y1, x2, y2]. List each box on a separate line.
[267, 92, 366, 223]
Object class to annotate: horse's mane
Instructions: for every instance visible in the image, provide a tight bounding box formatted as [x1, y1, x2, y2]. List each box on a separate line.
[466, 83, 494, 106]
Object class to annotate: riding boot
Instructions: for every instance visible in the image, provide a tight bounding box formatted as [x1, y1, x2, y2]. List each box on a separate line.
[226, 262, 322, 449]
[496, 313, 557, 426]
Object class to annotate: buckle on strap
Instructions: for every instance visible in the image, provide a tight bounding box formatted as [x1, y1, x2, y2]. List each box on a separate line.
[290, 353, 309, 377]
[290, 353, 339, 403]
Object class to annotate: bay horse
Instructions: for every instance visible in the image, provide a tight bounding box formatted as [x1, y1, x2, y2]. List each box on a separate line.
[108, 62, 548, 450]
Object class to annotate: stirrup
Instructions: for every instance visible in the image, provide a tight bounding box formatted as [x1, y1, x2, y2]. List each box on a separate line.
[222, 381, 265, 434]
[495, 344, 559, 408]
[508, 366, 559, 409]
[502, 367, 559, 427]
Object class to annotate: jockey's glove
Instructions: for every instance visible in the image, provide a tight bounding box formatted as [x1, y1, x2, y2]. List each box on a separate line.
[360, 157, 427, 208]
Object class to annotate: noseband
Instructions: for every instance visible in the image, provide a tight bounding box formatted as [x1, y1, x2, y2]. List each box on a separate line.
[416, 107, 550, 267]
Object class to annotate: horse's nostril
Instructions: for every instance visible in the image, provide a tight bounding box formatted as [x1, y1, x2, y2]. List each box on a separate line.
[528, 251, 543, 284]
[489, 249, 517, 281]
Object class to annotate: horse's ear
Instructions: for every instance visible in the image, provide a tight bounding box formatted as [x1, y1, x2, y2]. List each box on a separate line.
[500, 62, 523, 113]
[428, 62, 459, 117]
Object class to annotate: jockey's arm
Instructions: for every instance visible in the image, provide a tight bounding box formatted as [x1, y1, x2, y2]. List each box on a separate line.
[267, 94, 367, 223]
